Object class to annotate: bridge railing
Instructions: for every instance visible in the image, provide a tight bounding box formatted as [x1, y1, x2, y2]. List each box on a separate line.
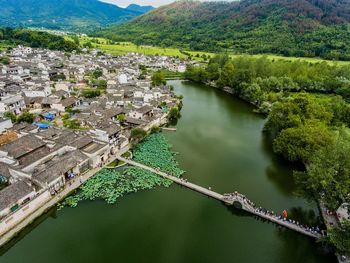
[223, 192, 323, 238]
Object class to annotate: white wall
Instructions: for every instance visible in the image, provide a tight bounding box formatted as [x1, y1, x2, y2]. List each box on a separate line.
[0, 190, 50, 236]
[0, 119, 13, 134]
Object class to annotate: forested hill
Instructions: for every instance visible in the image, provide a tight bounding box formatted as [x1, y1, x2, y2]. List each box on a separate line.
[99, 0, 350, 60]
[0, 0, 150, 31]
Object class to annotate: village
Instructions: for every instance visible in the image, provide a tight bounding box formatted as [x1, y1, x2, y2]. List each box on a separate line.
[0, 45, 191, 239]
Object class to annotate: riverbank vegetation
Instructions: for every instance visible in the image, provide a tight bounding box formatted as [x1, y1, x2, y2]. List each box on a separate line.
[184, 54, 350, 253]
[185, 55, 350, 106]
[60, 133, 184, 208]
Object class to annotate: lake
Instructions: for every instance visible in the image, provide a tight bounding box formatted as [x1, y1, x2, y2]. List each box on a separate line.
[0, 80, 335, 263]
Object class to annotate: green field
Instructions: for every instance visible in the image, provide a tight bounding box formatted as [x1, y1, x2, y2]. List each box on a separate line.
[77, 37, 189, 57]
[61, 36, 350, 66]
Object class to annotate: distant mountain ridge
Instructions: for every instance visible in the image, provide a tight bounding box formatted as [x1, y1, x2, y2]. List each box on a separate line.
[0, 0, 151, 31]
[126, 4, 154, 13]
[99, 0, 350, 60]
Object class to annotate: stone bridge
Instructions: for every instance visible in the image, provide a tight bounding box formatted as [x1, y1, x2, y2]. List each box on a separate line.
[117, 156, 322, 239]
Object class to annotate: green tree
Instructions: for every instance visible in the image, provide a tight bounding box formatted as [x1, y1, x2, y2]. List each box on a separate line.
[63, 119, 81, 129]
[151, 71, 166, 87]
[326, 221, 350, 253]
[168, 107, 181, 121]
[92, 68, 103, 79]
[83, 41, 93, 49]
[0, 56, 10, 65]
[97, 79, 107, 89]
[117, 114, 126, 124]
[184, 66, 208, 82]
[294, 129, 350, 209]
[131, 128, 147, 141]
[16, 112, 35, 124]
[264, 93, 333, 135]
[4, 112, 17, 123]
[217, 62, 235, 87]
[273, 120, 335, 162]
[150, 125, 161, 134]
[240, 82, 265, 106]
[82, 89, 101, 98]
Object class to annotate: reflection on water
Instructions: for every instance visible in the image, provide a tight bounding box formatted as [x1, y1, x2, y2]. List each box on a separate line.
[0, 208, 57, 256]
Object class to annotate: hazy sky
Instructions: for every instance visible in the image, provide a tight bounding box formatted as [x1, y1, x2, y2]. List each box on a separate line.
[101, 0, 232, 8]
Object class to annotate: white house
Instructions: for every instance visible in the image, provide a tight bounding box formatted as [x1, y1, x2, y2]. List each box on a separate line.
[117, 74, 128, 84]
[0, 180, 36, 219]
[0, 95, 26, 115]
[23, 87, 51, 98]
[55, 81, 74, 93]
[0, 118, 13, 134]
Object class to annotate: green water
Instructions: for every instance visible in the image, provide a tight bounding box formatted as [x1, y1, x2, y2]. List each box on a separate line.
[0, 80, 335, 263]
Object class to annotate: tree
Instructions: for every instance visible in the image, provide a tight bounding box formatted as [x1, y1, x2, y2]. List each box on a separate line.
[63, 119, 81, 129]
[264, 93, 333, 136]
[151, 71, 166, 87]
[0, 56, 10, 65]
[16, 112, 35, 124]
[168, 107, 181, 121]
[83, 41, 93, 49]
[91, 68, 103, 79]
[117, 114, 126, 124]
[240, 82, 265, 106]
[326, 221, 350, 253]
[51, 73, 66, 81]
[150, 126, 161, 134]
[97, 79, 107, 89]
[82, 89, 101, 98]
[294, 129, 350, 209]
[4, 112, 16, 123]
[273, 120, 335, 162]
[130, 128, 147, 141]
[184, 66, 208, 82]
[217, 62, 235, 87]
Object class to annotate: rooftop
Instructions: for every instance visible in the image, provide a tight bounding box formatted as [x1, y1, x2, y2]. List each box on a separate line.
[33, 150, 88, 185]
[0, 180, 34, 212]
[0, 134, 45, 159]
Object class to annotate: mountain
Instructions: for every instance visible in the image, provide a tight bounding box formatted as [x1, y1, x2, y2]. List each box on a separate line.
[0, 0, 143, 31]
[126, 4, 154, 13]
[99, 0, 350, 60]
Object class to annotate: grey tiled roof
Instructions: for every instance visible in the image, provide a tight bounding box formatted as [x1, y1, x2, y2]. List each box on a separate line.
[0, 181, 34, 212]
[0, 162, 12, 178]
[0, 135, 45, 159]
[33, 150, 88, 185]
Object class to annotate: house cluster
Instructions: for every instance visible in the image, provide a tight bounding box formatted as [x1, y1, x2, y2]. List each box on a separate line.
[0, 46, 184, 234]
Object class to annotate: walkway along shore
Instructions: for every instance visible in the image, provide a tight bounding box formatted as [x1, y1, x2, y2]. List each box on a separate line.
[117, 156, 322, 239]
